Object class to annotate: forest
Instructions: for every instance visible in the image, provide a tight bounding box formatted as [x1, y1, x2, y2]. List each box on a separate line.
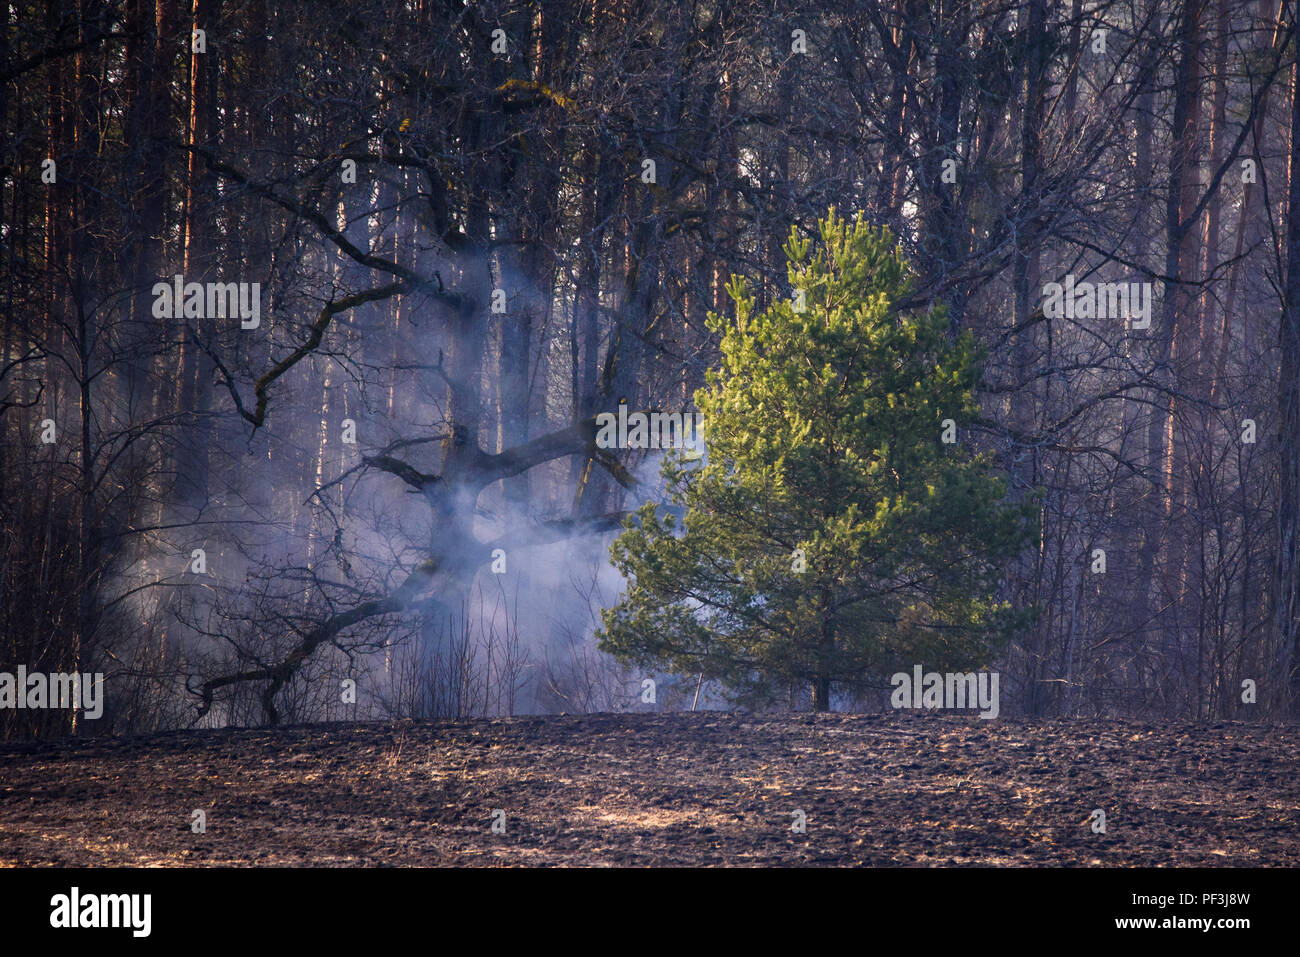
[4, 0, 1300, 740]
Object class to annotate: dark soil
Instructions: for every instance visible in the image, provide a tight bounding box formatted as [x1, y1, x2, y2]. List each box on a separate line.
[1, 712, 1295, 866]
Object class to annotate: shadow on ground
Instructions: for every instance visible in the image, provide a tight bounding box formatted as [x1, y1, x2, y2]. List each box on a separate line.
[1, 712, 1294, 866]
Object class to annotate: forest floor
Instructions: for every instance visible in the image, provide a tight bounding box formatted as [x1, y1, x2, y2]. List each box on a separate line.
[0, 712, 1295, 866]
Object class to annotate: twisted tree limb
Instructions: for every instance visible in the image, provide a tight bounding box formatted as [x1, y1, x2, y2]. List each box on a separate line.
[192, 559, 440, 725]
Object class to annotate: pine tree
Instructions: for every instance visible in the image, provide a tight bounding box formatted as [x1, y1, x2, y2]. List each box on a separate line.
[598, 209, 1037, 711]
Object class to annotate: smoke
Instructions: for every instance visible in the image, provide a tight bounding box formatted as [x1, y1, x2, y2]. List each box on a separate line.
[92, 194, 704, 728]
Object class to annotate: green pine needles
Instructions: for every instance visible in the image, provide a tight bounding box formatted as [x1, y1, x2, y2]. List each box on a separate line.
[598, 209, 1038, 712]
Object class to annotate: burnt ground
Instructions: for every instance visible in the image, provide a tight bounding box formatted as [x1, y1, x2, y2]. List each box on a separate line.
[0, 712, 1296, 866]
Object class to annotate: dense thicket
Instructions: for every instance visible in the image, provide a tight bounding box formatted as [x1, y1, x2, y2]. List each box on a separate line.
[3, 0, 1299, 736]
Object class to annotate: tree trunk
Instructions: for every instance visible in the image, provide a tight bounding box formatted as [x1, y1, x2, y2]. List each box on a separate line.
[1135, 0, 1204, 702]
[812, 675, 830, 713]
[1275, 24, 1300, 715]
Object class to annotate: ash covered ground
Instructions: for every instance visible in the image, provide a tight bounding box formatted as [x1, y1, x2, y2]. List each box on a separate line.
[1, 712, 1295, 866]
